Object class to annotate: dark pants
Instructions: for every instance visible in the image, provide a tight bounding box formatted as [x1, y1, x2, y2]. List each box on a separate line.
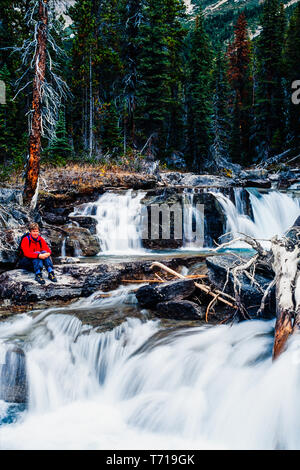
[19, 257, 54, 275]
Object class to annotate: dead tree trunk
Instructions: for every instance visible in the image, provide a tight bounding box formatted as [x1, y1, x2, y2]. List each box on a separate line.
[214, 229, 300, 360]
[272, 244, 299, 359]
[24, 0, 48, 205]
[89, 50, 93, 159]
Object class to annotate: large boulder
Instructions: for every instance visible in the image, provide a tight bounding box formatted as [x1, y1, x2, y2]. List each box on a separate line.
[0, 347, 27, 403]
[43, 225, 100, 257]
[141, 188, 226, 249]
[62, 226, 100, 257]
[156, 300, 204, 320]
[136, 279, 196, 308]
[206, 254, 275, 318]
[68, 215, 98, 234]
[0, 256, 200, 309]
[0, 264, 120, 306]
[160, 172, 183, 185]
[0, 188, 23, 206]
[180, 174, 234, 188]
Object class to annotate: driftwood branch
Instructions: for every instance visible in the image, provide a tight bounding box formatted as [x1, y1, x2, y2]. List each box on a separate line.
[150, 261, 237, 309]
[213, 230, 300, 360]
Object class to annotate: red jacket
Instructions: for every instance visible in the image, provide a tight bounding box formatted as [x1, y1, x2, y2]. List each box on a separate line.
[21, 234, 52, 259]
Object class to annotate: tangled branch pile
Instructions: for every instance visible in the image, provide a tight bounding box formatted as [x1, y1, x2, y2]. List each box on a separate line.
[214, 219, 300, 360]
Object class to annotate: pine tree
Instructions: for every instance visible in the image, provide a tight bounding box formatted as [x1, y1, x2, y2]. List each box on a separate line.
[227, 13, 253, 165]
[69, 0, 123, 158]
[0, 1, 30, 167]
[255, 0, 286, 159]
[163, 0, 187, 156]
[0, 66, 18, 163]
[99, 102, 122, 155]
[69, 0, 97, 156]
[45, 110, 73, 165]
[285, 3, 300, 154]
[185, 13, 213, 171]
[135, 0, 172, 157]
[210, 47, 231, 169]
[119, 0, 143, 150]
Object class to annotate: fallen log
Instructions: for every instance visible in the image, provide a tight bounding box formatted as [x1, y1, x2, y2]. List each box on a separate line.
[150, 261, 237, 309]
[121, 274, 207, 284]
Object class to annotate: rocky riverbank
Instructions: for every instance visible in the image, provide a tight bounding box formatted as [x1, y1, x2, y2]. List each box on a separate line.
[0, 256, 204, 315]
[0, 164, 299, 316]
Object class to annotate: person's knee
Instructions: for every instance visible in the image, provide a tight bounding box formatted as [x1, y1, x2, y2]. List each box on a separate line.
[33, 259, 43, 271]
[44, 257, 53, 268]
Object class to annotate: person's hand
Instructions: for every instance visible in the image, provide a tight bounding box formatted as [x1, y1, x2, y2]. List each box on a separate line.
[39, 253, 51, 260]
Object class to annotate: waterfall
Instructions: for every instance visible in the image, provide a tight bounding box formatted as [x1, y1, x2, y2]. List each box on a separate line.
[2, 293, 300, 449]
[214, 189, 300, 248]
[73, 240, 82, 257]
[182, 189, 204, 249]
[71, 190, 146, 254]
[60, 237, 66, 258]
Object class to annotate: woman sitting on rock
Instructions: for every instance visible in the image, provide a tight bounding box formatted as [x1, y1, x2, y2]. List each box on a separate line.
[18, 222, 57, 285]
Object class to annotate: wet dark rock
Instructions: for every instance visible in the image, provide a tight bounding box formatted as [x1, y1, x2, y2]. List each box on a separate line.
[0, 229, 28, 271]
[136, 279, 196, 308]
[68, 215, 97, 234]
[0, 347, 28, 403]
[292, 215, 300, 227]
[143, 239, 183, 250]
[160, 172, 183, 185]
[180, 174, 234, 188]
[141, 188, 226, 249]
[43, 225, 100, 257]
[239, 169, 269, 180]
[42, 226, 67, 257]
[43, 210, 69, 225]
[195, 192, 226, 247]
[0, 257, 202, 309]
[0, 188, 23, 205]
[206, 254, 275, 318]
[159, 172, 236, 188]
[241, 179, 271, 189]
[0, 264, 121, 305]
[156, 300, 204, 320]
[62, 226, 100, 257]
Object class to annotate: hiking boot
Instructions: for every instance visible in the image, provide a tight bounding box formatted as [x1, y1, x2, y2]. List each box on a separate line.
[48, 271, 57, 283]
[35, 273, 45, 285]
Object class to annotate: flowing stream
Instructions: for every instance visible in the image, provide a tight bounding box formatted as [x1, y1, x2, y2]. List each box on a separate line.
[70, 187, 300, 253]
[1, 286, 300, 449]
[71, 190, 146, 254]
[2, 187, 300, 449]
[214, 188, 300, 248]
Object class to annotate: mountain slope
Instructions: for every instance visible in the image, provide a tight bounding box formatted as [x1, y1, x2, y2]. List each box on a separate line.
[189, 0, 300, 44]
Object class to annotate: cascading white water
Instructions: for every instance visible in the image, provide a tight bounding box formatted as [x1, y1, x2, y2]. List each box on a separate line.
[215, 189, 300, 248]
[2, 294, 300, 449]
[71, 190, 146, 254]
[60, 238, 66, 258]
[182, 189, 204, 249]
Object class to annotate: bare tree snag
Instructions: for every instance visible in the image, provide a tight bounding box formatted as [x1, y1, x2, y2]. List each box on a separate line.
[271, 244, 299, 359]
[273, 311, 293, 359]
[24, 0, 48, 205]
[215, 230, 300, 360]
[292, 271, 300, 333]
